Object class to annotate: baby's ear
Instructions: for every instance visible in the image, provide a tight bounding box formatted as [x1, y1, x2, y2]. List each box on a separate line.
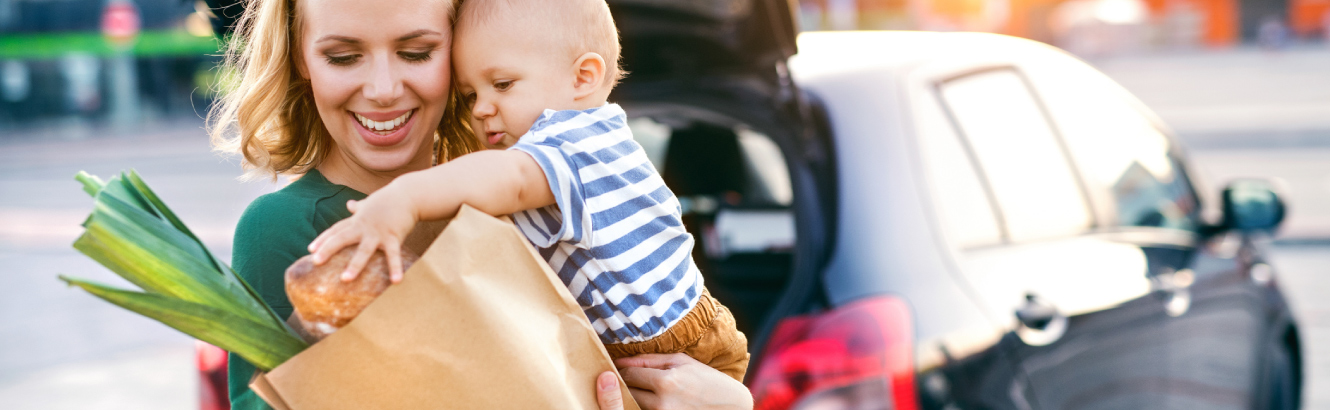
[572, 52, 607, 99]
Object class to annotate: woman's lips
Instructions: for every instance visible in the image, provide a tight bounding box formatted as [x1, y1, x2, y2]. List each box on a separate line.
[351, 110, 416, 147]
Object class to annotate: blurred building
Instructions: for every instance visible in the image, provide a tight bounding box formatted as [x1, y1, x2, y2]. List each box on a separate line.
[0, 0, 220, 130]
[799, 0, 1330, 53]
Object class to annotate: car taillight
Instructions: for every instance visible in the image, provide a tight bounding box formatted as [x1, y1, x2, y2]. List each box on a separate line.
[749, 296, 916, 410]
[196, 340, 230, 410]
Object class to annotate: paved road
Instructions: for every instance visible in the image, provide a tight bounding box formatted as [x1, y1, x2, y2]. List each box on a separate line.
[0, 46, 1327, 409]
[0, 125, 279, 409]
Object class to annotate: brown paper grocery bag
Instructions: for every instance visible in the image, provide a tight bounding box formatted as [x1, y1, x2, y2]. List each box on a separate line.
[251, 205, 638, 410]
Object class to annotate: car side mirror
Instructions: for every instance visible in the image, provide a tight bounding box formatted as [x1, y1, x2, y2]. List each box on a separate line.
[1221, 179, 1285, 233]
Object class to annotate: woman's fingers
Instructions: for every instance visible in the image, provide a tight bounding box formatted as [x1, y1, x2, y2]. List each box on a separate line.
[614, 353, 692, 370]
[626, 387, 660, 410]
[619, 366, 674, 392]
[341, 238, 379, 281]
[596, 371, 624, 410]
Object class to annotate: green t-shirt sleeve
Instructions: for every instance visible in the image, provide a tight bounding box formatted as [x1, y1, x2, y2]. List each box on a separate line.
[226, 192, 313, 410]
[225, 172, 362, 410]
[225, 182, 360, 410]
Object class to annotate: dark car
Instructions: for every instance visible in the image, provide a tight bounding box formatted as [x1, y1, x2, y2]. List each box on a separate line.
[201, 1, 1301, 409]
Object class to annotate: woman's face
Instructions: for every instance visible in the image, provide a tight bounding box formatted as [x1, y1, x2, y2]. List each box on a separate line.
[298, 0, 453, 175]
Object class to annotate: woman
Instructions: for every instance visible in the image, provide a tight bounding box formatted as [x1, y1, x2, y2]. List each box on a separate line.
[207, 0, 752, 408]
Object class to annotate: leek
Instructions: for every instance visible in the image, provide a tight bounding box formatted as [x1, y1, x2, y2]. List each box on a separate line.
[60, 170, 307, 371]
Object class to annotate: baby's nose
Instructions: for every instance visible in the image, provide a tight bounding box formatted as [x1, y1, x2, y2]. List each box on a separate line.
[471, 100, 496, 118]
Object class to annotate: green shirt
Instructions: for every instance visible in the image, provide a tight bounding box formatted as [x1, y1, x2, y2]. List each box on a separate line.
[226, 169, 365, 410]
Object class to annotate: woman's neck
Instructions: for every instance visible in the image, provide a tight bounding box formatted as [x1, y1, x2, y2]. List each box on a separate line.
[316, 146, 431, 194]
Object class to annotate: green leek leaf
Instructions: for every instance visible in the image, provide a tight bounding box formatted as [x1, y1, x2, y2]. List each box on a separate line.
[75, 214, 274, 326]
[59, 276, 307, 371]
[75, 171, 105, 197]
[65, 170, 308, 369]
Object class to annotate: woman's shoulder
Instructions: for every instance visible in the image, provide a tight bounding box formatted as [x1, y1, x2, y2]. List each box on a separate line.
[232, 171, 361, 279]
[237, 170, 362, 231]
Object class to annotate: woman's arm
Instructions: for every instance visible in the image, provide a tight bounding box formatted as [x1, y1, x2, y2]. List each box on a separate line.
[597, 354, 754, 410]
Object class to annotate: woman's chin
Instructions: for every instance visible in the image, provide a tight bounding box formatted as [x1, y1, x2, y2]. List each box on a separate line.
[358, 150, 427, 173]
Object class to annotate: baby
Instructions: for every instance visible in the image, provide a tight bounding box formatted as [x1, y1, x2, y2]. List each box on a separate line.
[308, 0, 749, 381]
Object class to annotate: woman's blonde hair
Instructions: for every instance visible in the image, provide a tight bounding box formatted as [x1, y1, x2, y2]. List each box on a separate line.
[207, 0, 480, 180]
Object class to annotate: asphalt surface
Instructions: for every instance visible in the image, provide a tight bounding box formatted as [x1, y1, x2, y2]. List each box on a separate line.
[0, 46, 1327, 409]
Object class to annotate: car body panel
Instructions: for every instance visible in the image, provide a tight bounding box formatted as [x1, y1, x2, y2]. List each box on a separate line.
[791, 33, 1030, 408]
[789, 31, 1297, 409]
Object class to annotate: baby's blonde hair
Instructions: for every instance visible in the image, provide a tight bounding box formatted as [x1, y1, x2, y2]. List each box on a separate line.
[207, 0, 480, 180]
[455, 0, 624, 85]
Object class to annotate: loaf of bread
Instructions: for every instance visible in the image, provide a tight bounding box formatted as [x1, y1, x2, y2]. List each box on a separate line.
[285, 247, 419, 340]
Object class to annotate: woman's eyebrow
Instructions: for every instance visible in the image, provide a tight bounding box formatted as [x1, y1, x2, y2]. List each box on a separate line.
[397, 29, 443, 42]
[313, 30, 441, 45]
[315, 35, 359, 44]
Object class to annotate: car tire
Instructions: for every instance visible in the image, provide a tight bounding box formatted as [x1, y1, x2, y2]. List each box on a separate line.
[1259, 340, 1299, 410]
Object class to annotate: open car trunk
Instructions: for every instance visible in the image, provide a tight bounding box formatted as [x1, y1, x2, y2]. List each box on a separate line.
[609, 0, 798, 80]
[609, 0, 837, 355]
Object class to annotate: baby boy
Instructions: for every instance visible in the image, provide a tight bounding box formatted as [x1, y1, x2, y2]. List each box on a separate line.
[308, 0, 749, 381]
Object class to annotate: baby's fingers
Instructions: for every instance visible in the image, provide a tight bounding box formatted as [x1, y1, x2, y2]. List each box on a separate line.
[383, 237, 405, 283]
[310, 224, 352, 264]
[341, 239, 378, 282]
[346, 199, 360, 214]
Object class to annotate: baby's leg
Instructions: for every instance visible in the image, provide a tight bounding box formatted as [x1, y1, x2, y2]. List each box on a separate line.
[603, 288, 750, 381]
[681, 294, 749, 381]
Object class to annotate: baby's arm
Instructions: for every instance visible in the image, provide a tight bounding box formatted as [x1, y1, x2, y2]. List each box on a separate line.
[308, 150, 555, 281]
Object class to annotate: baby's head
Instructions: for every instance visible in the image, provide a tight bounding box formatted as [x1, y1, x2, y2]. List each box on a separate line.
[454, 0, 622, 148]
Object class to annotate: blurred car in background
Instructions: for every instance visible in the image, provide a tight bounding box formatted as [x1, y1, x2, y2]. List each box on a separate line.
[197, 341, 228, 410]
[200, 1, 1301, 409]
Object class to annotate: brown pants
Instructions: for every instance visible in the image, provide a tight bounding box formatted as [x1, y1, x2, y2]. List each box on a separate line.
[602, 287, 750, 382]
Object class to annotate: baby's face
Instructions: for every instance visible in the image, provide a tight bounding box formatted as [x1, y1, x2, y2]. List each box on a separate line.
[454, 19, 581, 149]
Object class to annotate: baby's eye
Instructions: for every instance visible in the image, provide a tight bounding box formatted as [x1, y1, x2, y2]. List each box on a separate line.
[493, 80, 513, 92]
[399, 50, 433, 63]
[462, 92, 477, 107]
[325, 54, 360, 66]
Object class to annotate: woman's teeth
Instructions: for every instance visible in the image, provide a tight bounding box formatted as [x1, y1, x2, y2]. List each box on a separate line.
[354, 110, 413, 134]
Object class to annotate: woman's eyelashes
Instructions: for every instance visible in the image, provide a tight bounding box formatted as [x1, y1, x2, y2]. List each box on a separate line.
[321, 48, 436, 67]
[325, 53, 359, 66]
[398, 50, 434, 62]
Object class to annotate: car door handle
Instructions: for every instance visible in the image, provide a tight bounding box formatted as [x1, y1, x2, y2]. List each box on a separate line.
[1015, 293, 1067, 346]
[1015, 293, 1057, 330]
[1151, 269, 1195, 317]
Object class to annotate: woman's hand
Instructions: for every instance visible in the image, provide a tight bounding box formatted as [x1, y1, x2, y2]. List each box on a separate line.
[597, 353, 753, 410]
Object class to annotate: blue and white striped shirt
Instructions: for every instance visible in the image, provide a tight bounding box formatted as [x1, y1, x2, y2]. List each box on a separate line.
[509, 104, 704, 344]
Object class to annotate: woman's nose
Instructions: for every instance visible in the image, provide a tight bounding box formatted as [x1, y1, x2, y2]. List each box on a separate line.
[362, 55, 402, 106]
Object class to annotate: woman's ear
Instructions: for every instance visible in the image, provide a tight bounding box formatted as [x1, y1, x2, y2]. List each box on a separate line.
[571, 52, 606, 100]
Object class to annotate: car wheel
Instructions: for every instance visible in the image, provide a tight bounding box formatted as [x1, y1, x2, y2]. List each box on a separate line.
[1260, 340, 1299, 410]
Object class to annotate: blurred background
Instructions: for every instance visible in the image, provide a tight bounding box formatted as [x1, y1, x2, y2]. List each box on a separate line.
[0, 0, 1328, 408]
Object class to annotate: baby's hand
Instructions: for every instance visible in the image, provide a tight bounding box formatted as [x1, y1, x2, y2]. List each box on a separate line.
[308, 186, 418, 283]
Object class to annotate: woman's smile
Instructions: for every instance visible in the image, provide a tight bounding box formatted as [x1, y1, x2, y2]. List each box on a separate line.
[349, 109, 417, 147]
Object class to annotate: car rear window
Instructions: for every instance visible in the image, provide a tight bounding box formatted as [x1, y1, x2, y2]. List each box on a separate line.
[939, 68, 1094, 242]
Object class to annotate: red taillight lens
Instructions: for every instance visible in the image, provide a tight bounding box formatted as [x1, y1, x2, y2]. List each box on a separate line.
[196, 340, 230, 410]
[749, 297, 916, 410]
